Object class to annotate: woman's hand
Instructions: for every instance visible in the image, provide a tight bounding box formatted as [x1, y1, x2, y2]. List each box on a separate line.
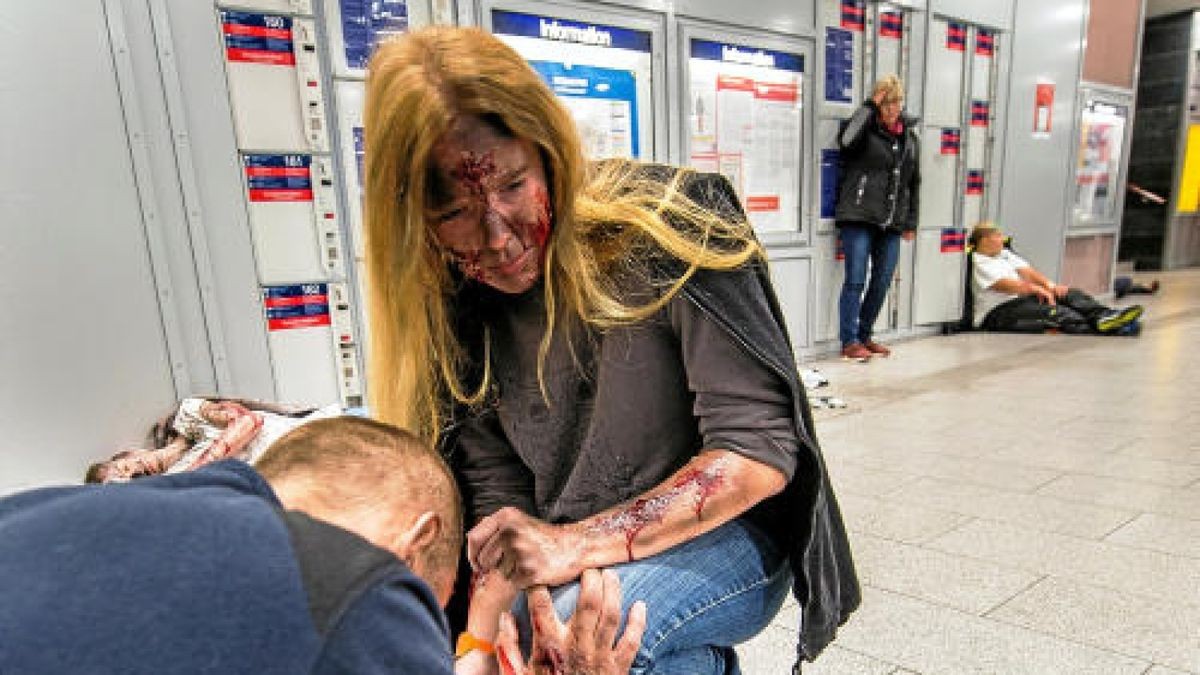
[494, 569, 646, 675]
[468, 507, 586, 588]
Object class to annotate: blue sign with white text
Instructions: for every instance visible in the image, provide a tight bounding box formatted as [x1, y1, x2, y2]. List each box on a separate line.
[824, 27, 854, 103]
[492, 9, 652, 52]
[529, 61, 640, 158]
[340, 0, 408, 70]
[821, 149, 840, 219]
[690, 39, 803, 73]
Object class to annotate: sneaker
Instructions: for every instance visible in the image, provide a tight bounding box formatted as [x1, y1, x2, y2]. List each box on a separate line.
[1114, 318, 1142, 336]
[861, 340, 891, 357]
[841, 343, 873, 362]
[1096, 305, 1144, 333]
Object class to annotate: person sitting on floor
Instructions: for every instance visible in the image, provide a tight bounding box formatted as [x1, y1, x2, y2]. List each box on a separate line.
[969, 222, 1144, 335]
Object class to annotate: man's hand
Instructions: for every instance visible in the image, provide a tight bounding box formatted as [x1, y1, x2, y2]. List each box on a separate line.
[1051, 283, 1069, 299]
[901, 230, 916, 242]
[468, 507, 585, 588]
[1031, 284, 1056, 305]
[494, 569, 647, 675]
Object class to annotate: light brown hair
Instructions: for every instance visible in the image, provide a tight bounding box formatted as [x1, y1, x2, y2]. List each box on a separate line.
[256, 416, 462, 575]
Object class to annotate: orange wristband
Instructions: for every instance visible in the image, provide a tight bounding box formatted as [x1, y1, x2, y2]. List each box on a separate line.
[455, 631, 495, 658]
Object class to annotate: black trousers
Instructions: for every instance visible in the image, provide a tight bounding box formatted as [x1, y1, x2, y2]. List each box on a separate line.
[981, 289, 1108, 334]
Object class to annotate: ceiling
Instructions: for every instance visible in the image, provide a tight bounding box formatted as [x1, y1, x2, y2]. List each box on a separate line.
[1146, 0, 1200, 18]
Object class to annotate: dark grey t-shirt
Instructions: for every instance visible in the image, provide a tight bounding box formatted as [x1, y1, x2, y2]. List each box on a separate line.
[456, 276, 799, 534]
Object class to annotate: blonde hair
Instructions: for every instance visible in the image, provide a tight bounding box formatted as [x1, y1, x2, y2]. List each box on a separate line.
[873, 74, 904, 103]
[363, 26, 762, 443]
[968, 221, 1001, 248]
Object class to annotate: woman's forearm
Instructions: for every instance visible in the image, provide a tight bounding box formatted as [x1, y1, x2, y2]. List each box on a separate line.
[574, 449, 787, 568]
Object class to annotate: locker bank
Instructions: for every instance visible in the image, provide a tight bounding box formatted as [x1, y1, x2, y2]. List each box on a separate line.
[4, 0, 1199, 671]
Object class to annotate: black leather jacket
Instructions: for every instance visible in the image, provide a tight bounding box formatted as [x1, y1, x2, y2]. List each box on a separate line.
[442, 167, 860, 665]
[835, 100, 921, 232]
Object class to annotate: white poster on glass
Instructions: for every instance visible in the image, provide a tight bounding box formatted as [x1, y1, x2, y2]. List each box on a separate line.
[688, 39, 803, 233]
[491, 9, 653, 160]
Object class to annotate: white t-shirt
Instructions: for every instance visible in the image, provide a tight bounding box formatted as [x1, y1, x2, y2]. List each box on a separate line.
[972, 248, 1030, 326]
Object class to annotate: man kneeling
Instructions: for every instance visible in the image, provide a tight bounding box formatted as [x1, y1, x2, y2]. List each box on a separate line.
[0, 416, 642, 674]
[969, 222, 1143, 335]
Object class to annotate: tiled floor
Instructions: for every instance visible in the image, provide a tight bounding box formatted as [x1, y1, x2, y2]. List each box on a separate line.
[737, 269, 1200, 674]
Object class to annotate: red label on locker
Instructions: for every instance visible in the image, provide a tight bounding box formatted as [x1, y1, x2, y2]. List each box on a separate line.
[879, 11, 903, 39]
[248, 188, 314, 202]
[840, 0, 865, 32]
[226, 48, 296, 66]
[946, 22, 966, 51]
[746, 195, 781, 212]
[268, 315, 332, 331]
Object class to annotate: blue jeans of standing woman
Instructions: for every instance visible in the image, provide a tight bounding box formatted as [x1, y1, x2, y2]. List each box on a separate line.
[514, 517, 792, 674]
[838, 222, 901, 346]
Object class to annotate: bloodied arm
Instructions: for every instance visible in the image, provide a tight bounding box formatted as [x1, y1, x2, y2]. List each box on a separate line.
[468, 450, 786, 587]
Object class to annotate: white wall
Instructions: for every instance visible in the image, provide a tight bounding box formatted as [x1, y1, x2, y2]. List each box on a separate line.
[996, 0, 1089, 277]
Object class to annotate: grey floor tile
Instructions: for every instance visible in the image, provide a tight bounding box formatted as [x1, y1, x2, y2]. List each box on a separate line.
[839, 490, 972, 543]
[1116, 437, 1200, 465]
[850, 533, 1040, 615]
[803, 645, 901, 675]
[832, 586, 1148, 674]
[926, 519, 1200, 608]
[1035, 474, 1200, 520]
[885, 476, 1137, 539]
[848, 448, 1062, 493]
[737, 625, 901, 675]
[1145, 665, 1198, 674]
[987, 445, 1200, 487]
[827, 461, 922, 498]
[1105, 513, 1200, 559]
[735, 624, 803, 674]
[987, 576, 1200, 673]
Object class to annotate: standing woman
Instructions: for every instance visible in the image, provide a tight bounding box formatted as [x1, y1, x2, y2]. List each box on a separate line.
[835, 75, 920, 362]
[363, 26, 858, 674]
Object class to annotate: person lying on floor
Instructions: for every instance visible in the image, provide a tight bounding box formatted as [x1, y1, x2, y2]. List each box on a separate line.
[84, 397, 342, 483]
[0, 416, 644, 675]
[969, 222, 1143, 335]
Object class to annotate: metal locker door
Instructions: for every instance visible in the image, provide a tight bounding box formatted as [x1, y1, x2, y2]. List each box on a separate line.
[963, 27, 998, 230]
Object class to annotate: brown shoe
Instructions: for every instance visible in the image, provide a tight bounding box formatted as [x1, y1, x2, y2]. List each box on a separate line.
[862, 340, 891, 357]
[841, 343, 873, 362]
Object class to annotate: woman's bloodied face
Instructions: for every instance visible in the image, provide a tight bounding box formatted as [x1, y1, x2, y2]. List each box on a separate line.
[427, 117, 552, 295]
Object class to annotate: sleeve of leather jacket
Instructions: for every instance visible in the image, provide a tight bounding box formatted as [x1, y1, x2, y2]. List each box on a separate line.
[454, 409, 537, 523]
[838, 100, 878, 156]
[906, 131, 921, 231]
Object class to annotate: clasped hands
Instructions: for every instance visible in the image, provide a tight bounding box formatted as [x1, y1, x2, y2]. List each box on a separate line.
[467, 506, 587, 588]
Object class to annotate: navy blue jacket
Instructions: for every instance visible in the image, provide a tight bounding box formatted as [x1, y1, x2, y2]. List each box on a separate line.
[0, 461, 452, 674]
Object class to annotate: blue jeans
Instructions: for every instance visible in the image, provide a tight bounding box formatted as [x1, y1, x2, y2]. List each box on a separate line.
[514, 518, 792, 674]
[838, 223, 901, 346]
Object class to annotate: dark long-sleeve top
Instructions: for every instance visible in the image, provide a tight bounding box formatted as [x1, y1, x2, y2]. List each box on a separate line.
[454, 277, 799, 537]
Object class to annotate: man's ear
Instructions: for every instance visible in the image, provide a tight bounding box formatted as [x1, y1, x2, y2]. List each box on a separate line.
[392, 511, 442, 566]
